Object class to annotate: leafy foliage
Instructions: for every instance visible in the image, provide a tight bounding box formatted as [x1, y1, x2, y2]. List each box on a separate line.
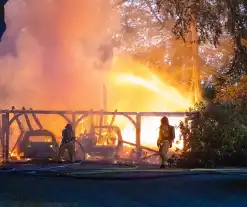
[155, 0, 247, 76]
[214, 75, 247, 110]
[157, 0, 223, 46]
[155, 0, 223, 45]
[179, 102, 247, 168]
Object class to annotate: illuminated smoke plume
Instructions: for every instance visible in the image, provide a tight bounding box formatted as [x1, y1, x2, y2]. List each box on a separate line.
[0, 0, 120, 110]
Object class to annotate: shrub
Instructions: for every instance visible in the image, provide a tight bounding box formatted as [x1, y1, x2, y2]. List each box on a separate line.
[178, 102, 247, 168]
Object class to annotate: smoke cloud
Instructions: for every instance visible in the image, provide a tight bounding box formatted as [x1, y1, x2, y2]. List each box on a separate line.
[0, 0, 120, 110]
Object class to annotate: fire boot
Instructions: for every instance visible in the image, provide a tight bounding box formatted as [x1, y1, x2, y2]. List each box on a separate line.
[160, 164, 165, 169]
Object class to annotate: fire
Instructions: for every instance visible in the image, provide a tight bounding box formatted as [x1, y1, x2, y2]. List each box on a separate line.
[6, 56, 192, 161]
[10, 151, 24, 160]
[121, 116, 185, 150]
[115, 74, 191, 110]
[107, 57, 193, 151]
[2, 0, 194, 161]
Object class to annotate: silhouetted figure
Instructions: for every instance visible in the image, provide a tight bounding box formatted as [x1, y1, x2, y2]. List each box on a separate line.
[157, 116, 170, 169]
[59, 124, 75, 162]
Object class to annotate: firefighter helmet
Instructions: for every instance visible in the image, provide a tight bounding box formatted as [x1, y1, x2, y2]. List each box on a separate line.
[65, 123, 72, 130]
[160, 116, 169, 125]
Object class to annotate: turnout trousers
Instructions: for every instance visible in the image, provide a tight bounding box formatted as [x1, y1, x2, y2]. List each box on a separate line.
[159, 140, 169, 165]
[59, 142, 74, 162]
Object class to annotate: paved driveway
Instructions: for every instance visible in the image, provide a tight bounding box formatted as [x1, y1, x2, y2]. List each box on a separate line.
[0, 168, 246, 207]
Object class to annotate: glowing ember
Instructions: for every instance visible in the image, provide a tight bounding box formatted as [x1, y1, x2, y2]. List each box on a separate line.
[10, 151, 24, 160]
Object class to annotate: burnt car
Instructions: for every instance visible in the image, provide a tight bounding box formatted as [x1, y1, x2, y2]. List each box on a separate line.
[18, 129, 58, 160]
[77, 125, 123, 161]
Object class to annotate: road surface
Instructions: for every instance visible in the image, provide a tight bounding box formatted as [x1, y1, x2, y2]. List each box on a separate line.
[0, 162, 246, 207]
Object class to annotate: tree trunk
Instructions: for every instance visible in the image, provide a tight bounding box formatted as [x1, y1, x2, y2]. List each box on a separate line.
[191, 17, 202, 104]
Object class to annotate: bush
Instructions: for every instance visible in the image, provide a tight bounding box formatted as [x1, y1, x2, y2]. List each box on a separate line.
[178, 102, 247, 168]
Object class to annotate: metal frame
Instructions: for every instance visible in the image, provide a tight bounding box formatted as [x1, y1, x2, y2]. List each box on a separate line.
[0, 108, 194, 163]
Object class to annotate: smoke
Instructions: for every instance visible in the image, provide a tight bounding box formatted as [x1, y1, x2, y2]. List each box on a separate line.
[0, 0, 120, 110]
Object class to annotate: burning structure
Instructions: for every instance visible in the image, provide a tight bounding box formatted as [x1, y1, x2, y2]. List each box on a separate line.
[0, 1, 195, 163]
[0, 107, 191, 163]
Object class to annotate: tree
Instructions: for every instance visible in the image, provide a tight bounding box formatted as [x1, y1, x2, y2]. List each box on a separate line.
[215, 75, 247, 110]
[155, 0, 247, 77]
[117, 0, 246, 102]
[156, 0, 222, 45]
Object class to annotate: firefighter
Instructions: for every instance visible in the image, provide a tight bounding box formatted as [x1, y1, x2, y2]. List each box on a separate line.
[59, 124, 75, 162]
[157, 116, 170, 169]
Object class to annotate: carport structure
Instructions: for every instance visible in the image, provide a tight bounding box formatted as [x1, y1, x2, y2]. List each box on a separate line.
[0, 108, 194, 163]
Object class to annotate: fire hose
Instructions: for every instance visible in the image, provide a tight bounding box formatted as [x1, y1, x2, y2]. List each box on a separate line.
[50, 138, 138, 171]
[2, 139, 247, 179]
[1, 139, 245, 179]
[73, 139, 86, 162]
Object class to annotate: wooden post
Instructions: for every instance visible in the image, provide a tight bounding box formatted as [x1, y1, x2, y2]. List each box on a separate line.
[4, 112, 9, 163]
[136, 114, 141, 162]
[103, 85, 108, 125]
[0, 114, 4, 162]
[72, 113, 76, 138]
[72, 113, 76, 161]
[98, 110, 104, 144]
[89, 110, 95, 136]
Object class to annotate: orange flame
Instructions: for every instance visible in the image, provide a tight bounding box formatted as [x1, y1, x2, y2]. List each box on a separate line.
[107, 57, 193, 150]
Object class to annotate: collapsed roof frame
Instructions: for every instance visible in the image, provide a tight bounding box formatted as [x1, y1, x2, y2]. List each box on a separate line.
[0, 108, 196, 163]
